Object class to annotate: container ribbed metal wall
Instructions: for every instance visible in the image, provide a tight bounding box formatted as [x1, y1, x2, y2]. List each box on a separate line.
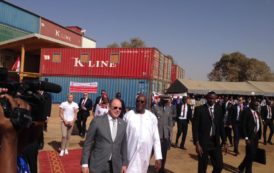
[41, 76, 150, 109]
[0, 1, 39, 33]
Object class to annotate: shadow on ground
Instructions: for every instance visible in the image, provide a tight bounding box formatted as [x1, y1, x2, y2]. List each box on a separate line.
[188, 153, 239, 173]
[148, 165, 174, 173]
[48, 140, 60, 152]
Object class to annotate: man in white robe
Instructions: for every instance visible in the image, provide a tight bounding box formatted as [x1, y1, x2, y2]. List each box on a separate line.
[124, 94, 162, 173]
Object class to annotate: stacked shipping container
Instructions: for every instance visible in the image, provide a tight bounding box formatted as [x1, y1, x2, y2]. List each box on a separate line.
[171, 64, 185, 83]
[40, 48, 175, 108]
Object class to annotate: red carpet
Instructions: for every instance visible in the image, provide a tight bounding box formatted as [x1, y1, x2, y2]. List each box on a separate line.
[39, 149, 82, 173]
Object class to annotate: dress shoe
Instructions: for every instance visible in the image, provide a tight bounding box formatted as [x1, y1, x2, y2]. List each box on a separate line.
[171, 143, 177, 148]
[267, 141, 273, 145]
[38, 142, 44, 150]
[179, 146, 187, 150]
[238, 166, 244, 173]
[264, 141, 267, 145]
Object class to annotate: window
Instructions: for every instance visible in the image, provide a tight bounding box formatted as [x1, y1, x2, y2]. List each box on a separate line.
[110, 53, 120, 64]
[80, 53, 89, 63]
[52, 53, 61, 63]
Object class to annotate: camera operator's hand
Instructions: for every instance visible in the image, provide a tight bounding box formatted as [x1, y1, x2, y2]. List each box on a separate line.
[0, 91, 29, 173]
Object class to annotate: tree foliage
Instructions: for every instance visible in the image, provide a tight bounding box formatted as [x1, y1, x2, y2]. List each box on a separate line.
[107, 42, 120, 48]
[107, 37, 146, 48]
[208, 52, 273, 81]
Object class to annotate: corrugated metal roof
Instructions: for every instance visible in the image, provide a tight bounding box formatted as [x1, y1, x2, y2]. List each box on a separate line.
[167, 79, 274, 96]
[248, 81, 274, 96]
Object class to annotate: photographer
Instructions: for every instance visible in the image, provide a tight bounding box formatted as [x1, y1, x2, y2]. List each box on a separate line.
[0, 89, 31, 173]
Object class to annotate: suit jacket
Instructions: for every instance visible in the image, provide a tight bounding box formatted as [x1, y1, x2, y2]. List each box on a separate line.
[152, 104, 173, 139]
[260, 105, 274, 121]
[81, 114, 128, 173]
[78, 98, 93, 117]
[242, 108, 262, 140]
[230, 104, 244, 125]
[192, 104, 225, 149]
[176, 103, 192, 122]
[42, 92, 52, 117]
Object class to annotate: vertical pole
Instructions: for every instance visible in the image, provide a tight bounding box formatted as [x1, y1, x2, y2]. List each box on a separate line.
[19, 45, 25, 82]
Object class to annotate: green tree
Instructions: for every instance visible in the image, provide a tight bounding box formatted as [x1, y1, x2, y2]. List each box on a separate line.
[107, 37, 146, 48]
[208, 52, 273, 81]
[107, 42, 120, 48]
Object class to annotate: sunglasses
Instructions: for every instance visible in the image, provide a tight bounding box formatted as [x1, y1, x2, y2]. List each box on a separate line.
[112, 106, 122, 110]
[136, 100, 145, 104]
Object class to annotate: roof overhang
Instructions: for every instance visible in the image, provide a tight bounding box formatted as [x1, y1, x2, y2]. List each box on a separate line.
[0, 33, 81, 52]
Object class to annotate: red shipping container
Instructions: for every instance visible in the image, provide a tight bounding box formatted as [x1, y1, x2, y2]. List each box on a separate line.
[40, 48, 162, 79]
[171, 64, 177, 82]
[171, 64, 185, 82]
[40, 18, 82, 46]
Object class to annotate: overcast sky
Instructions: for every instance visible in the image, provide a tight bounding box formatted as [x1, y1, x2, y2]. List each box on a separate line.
[9, 0, 274, 80]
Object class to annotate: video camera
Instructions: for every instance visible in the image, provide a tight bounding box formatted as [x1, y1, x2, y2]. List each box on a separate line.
[0, 67, 61, 130]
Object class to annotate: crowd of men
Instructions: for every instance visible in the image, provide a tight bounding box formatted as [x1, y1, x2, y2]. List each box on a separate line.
[1, 87, 273, 173]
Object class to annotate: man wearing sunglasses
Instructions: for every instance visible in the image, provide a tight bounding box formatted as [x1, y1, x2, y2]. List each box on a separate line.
[81, 98, 127, 173]
[124, 94, 162, 173]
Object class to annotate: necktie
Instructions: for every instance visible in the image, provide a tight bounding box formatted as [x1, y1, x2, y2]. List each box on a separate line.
[82, 99, 86, 106]
[237, 105, 240, 121]
[268, 106, 272, 119]
[209, 107, 216, 136]
[182, 105, 185, 117]
[253, 111, 259, 133]
[112, 119, 117, 141]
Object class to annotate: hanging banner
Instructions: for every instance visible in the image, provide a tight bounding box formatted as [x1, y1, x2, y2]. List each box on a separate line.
[69, 81, 98, 93]
[10, 56, 20, 72]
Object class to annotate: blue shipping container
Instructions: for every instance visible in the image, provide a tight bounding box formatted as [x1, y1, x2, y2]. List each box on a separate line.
[0, 1, 39, 33]
[41, 76, 151, 109]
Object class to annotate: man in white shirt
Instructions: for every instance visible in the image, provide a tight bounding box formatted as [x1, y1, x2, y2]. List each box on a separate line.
[124, 94, 162, 173]
[59, 93, 79, 156]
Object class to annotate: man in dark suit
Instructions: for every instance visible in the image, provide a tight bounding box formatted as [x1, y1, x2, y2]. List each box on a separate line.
[260, 99, 273, 145]
[77, 92, 93, 137]
[93, 89, 107, 113]
[175, 96, 192, 149]
[261, 100, 274, 145]
[152, 96, 173, 173]
[192, 91, 227, 173]
[81, 98, 127, 173]
[231, 97, 245, 155]
[38, 90, 52, 149]
[238, 99, 262, 173]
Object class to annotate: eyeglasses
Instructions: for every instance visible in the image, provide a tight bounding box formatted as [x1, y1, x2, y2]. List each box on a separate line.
[112, 106, 122, 110]
[136, 100, 145, 104]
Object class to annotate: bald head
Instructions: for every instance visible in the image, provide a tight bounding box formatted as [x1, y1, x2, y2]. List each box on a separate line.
[109, 98, 122, 118]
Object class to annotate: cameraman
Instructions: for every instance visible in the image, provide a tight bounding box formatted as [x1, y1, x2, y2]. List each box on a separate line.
[0, 88, 31, 173]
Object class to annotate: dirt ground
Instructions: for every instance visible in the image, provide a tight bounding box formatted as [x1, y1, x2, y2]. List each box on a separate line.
[41, 104, 273, 173]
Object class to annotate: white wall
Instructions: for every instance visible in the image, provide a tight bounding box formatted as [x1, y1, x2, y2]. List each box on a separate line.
[82, 37, 96, 48]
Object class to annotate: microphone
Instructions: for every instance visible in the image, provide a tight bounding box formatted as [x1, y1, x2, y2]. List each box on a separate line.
[25, 81, 62, 93]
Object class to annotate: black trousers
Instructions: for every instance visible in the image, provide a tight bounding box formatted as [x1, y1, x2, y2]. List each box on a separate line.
[175, 119, 188, 147]
[239, 137, 259, 173]
[224, 126, 233, 145]
[159, 138, 169, 173]
[232, 122, 240, 152]
[77, 112, 88, 135]
[263, 119, 273, 143]
[198, 147, 223, 173]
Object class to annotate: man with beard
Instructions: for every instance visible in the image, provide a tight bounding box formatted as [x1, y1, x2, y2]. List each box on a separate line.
[124, 94, 162, 173]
